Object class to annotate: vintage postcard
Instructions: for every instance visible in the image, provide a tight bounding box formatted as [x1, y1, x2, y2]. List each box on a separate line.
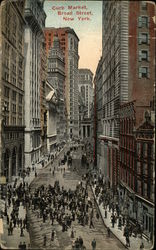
[0, 0, 155, 249]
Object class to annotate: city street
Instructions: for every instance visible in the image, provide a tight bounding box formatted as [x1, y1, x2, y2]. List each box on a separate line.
[27, 146, 125, 250]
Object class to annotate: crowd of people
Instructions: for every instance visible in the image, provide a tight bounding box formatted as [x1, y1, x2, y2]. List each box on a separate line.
[92, 176, 145, 248]
[3, 141, 143, 250]
[28, 177, 97, 248]
[2, 178, 30, 249]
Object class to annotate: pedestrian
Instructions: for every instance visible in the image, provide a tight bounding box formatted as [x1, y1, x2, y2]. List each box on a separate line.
[79, 236, 83, 248]
[96, 212, 99, 220]
[7, 215, 9, 225]
[89, 218, 94, 228]
[107, 227, 110, 237]
[18, 242, 22, 249]
[140, 242, 144, 249]
[91, 238, 96, 250]
[71, 228, 75, 238]
[20, 227, 24, 237]
[74, 238, 80, 250]
[118, 216, 122, 229]
[22, 242, 27, 249]
[105, 210, 107, 218]
[111, 214, 115, 228]
[8, 227, 10, 236]
[126, 235, 130, 247]
[51, 230, 55, 241]
[43, 235, 47, 246]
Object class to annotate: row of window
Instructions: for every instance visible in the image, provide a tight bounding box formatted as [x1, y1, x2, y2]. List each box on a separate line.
[120, 169, 134, 190]
[137, 142, 153, 157]
[5, 116, 23, 126]
[4, 87, 23, 103]
[138, 16, 149, 28]
[5, 132, 23, 140]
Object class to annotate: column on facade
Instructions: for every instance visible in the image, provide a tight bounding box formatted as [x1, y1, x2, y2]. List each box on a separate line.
[8, 155, 12, 182]
[87, 125, 90, 137]
[16, 150, 19, 177]
[83, 126, 85, 138]
[85, 125, 88, 138]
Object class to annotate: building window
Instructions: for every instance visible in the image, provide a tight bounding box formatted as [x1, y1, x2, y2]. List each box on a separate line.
[138, 16, 149, 28]
[141, 2, 147, 10]
[143, 143, 148, 157]
[139, 50, 149, 61]
[139, 66, 149, 78]
[12, 91, 16, 101]
[12, 116, 16, 125]
[4, 86, 9, 98]
[12, 104, 16, 113]
[138, 33, 149, 45]
[19, 94, 23, 104]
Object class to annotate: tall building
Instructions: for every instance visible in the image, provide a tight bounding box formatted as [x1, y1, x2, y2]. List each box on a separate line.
[78, 69, 94, 118]
[47, 35, 66, 143]
[94, 57, 103, 171]
[40, 38, 47, 156]
[24, 0, 46, 167]
[95, 0, 155, 240]
[0, 0, 25, 183]
[45, 81, 58, 153]
[118, 1, 155, 239]
[135, 110, 154, 238]
[44, 27, 79, 139]
[96, 1, 129, 188]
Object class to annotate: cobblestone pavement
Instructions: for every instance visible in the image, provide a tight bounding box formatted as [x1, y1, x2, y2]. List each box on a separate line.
[27, 147, 125, 250]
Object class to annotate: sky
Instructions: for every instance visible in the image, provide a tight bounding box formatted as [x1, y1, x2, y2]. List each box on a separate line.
[44, 0, 102, 75]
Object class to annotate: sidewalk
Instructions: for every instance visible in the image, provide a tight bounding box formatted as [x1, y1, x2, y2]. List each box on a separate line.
[91, 186, 153, 250]
[0, 145, 66, 249]
[0, 163, 43, 249]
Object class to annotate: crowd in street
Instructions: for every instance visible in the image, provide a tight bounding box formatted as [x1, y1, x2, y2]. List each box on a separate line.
[1, 143, 100, 250]
[28, 175, 98, 249]
[3, 178, 30, 249]
[92, 176, 145, 249]
[2, 141, 147, 250]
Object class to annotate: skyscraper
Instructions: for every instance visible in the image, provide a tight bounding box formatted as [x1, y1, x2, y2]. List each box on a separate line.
[96, 1, 129, 188]
[47, 35, 66, 143]
[24, 0, 46, 167]
[0, 0, 25, 182]
[78, 68, 93, 119]
[44, 27, 79, 139]
[95, 0, 155, 239]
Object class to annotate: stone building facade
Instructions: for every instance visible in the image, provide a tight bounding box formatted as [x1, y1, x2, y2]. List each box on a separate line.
[24, 0, 46, 167]
[44, 27, 79, 139]
[118, 1, 155, 239]
[119, 103, 155, 239]
[95, 0, 129, 189]
[45, 81, 58, 153]
[40, 38, 47, 157]
[135, 110, 154, 239]
[47, 35, 66, 143]
[78, 68, 93, 118]
[96, 0, 155, 193]
[0, 0, 25, 182]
